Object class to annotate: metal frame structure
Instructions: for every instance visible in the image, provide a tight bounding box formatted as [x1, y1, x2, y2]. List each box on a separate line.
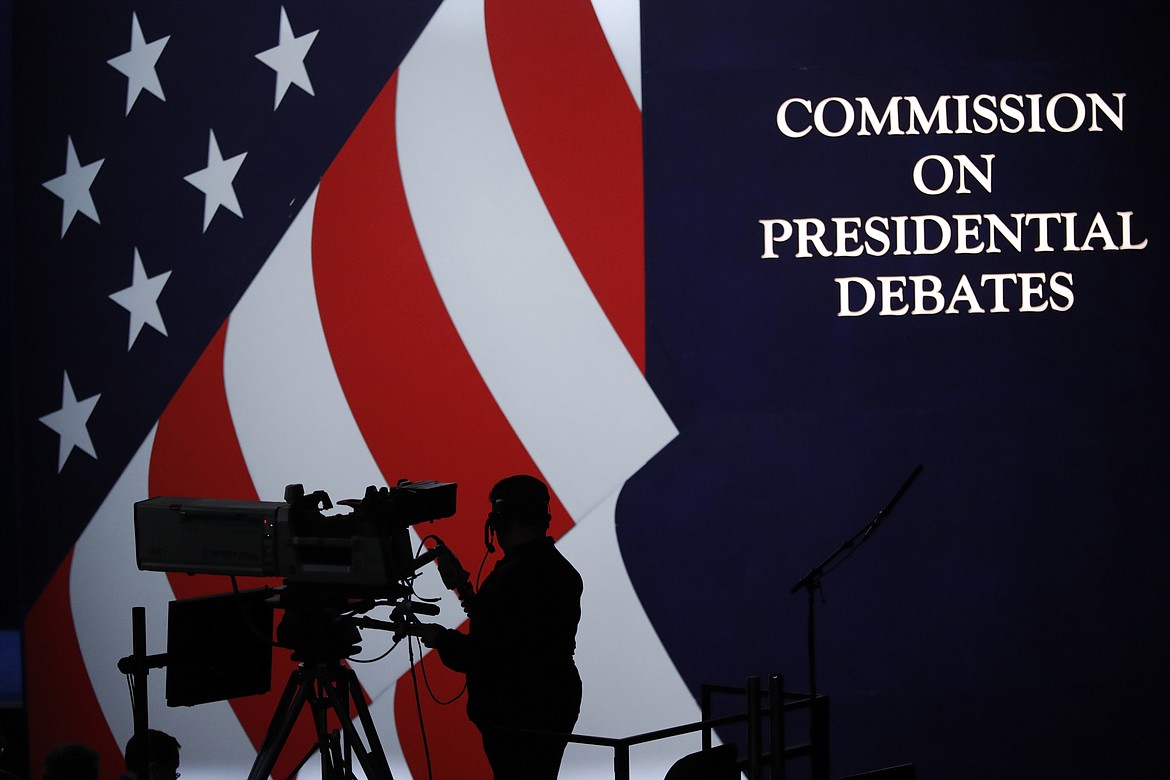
[564, 673, 829, 780]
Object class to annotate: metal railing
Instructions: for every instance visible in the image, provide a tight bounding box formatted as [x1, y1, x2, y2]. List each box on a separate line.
[561, 673, 829, 780]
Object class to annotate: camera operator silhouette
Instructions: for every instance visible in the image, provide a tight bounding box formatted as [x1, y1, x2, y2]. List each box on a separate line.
[418, 475, 582, 780]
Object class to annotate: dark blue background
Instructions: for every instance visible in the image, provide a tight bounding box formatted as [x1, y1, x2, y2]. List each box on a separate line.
[623, 2, 1169, 777]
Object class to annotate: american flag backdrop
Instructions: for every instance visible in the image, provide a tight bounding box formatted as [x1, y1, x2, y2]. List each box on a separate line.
[15, 1, 700, 778]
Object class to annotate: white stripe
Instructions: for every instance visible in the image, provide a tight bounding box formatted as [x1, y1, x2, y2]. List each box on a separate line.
[224, 186, 476, 778]
[591, 0, 642, 108]
[398, 3, 697, 776]
[70, 428, 259, 779]
[224, 187, 384, 507]
[396, 0, 677, 523]
[560, 491, 719, 779]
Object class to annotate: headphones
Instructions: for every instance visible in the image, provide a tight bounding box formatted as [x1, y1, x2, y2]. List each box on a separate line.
[483, 500, 551, 553]
[483, 475, 552, 553]
[484, 510, 499, 553]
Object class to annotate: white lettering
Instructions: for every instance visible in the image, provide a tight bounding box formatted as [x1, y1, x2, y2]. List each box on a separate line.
[1049, 272, 1075, 311]
[775, 93, 1125, 138]
[758, 211, 1146, 258]
[759, 219, 793, 258]
[776, 98, 813, 138]
[910, 275, 946, 315]
[878, 276, 910, 316]
[836, 277, 876, 317]
[912, 155, 953, 195]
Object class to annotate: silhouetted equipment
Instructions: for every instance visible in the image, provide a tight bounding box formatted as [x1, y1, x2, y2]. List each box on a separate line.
[838, 764, 916, 779]
[697, 675, 829, 780]
[664, 744, 739, 780]
[246, 652, 392, 780]
[790, 464, 923, 697]
[134, 480, 456, 587]
[126, 480, 463, 780]
[116, 607, 165, 780]
[564, 674, 829, 780]
[165, 588, 273, 706]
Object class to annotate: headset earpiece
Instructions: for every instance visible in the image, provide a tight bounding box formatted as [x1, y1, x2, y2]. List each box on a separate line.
[484, 513, 497, 553]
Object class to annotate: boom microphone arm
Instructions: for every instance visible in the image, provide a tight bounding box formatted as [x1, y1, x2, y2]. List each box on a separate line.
[789, 464, 924, 698]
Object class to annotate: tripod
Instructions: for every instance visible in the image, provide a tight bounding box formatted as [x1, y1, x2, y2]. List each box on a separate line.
[246, 658, 394, 780]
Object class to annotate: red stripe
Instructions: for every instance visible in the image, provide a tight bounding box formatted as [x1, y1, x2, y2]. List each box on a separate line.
[149, 323, 255, 502]
[150, 323, 321, 780]
[312, 76, 573, 565]
[486, 0, 646, 370]
[313, 69, 594, 780]
[312, 74, 512, 780]
[24, 552, 123, 780]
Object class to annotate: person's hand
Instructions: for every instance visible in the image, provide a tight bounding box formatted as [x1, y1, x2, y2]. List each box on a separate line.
[414, 622, 445, 648]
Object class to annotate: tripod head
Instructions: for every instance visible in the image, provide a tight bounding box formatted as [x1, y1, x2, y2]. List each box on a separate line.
[271, 585, 365, 664]
[271, 583, 443, 664]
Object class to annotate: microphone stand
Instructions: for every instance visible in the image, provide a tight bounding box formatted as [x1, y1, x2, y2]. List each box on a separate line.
[789, 464, 923, 698]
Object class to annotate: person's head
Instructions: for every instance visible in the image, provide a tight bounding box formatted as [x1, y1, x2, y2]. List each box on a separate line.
[486, 475, 551, 551]
[124, 730, 181, 780]
[43, 743, 98, 780]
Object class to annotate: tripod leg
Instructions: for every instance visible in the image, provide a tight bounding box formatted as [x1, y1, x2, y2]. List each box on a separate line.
[325, 731, 345, 780]
[351, 678, 393, 776]
[317, 667, 394, 780]
[347, 671, 392, 773]
[249, 670, 313, 780]
[311, 682, 340, 780]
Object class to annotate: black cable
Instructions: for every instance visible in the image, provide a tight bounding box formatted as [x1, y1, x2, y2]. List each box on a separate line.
[346, 637, 401, 664]
[475, 547, 492, 589]
[406, 635, 435, 780]
[405, 572, 467, 706]
[418, 650, 466, 705]
[411, 536, 446, 605]
[396, 546, 467, 708]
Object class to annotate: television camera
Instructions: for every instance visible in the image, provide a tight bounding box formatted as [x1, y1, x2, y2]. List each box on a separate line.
[131, 479, 468, 780]
[135, 479, 457, 589]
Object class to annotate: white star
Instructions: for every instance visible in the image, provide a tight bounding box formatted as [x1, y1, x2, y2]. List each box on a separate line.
[255, 6, 319, 110]
[109, 248, 172, 349]
[42, 136, 104, 237]
[39, 371, 101, 472]
[107, 12, 169, 115]
[183, 129, 247, 231]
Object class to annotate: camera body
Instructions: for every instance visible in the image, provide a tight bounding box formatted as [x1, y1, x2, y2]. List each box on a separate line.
[134, 480, 457, 591]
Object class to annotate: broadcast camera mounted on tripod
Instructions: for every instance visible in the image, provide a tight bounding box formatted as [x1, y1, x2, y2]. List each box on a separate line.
[130, 479, 467, 780]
